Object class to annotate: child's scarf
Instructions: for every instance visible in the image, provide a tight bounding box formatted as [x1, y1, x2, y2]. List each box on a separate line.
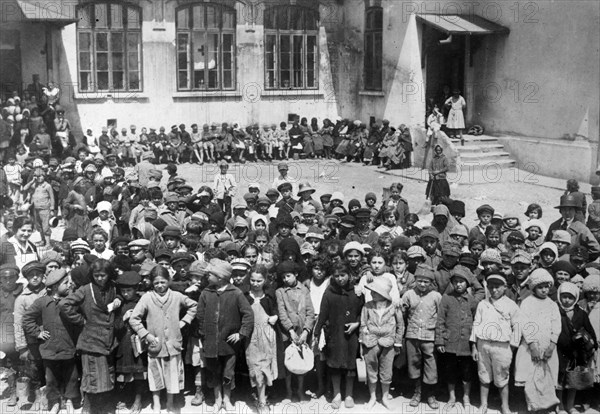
[557, 282, 579, 314]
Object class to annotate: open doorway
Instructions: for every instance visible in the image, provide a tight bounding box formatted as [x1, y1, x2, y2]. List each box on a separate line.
[0, 30, 22, 97]
[422, 25, 465, 118]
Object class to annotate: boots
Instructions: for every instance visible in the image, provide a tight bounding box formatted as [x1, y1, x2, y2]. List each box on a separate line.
[16, 377, 31, 407]
[35, 384, 49, 411]
[191, 386, 204, 406]
[6, 370, 17, 406]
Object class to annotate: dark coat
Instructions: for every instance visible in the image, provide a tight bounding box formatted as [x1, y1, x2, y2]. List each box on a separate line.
[22, 296, 79, 360]
[0, 285, 23, 354]
[435, 291, 478, 356]
[557, 306, 598, 374]
[114, 297, 146, 374]
[197, 283, 254, 358]
[314, 283, 364, 369]
[61, 283, 118, 355]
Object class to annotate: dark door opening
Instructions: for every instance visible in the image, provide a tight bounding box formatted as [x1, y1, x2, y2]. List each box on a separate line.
[422, 25, 465, 116]
[0, 30, 22, 97]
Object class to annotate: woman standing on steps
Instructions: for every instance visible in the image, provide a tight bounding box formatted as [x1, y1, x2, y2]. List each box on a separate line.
[445, 89, 466, 145]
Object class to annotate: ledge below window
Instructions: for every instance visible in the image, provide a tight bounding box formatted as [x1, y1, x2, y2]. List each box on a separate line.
[172, 91, 243, 99]
[73, 92, 150, 102]
[359, 90, 386, 97]
[262, 89, 323, 98]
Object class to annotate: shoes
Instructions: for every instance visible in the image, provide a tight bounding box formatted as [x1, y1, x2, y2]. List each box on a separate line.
[344, 396, 354, 408]
[427, 396, 439, 409]
[409, 392, 421, 407]
[331, 395, 342, 409]
[191, 387, 204, 406]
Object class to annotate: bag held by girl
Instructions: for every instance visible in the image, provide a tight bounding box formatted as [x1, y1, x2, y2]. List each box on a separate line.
[284, 343, 314, 375]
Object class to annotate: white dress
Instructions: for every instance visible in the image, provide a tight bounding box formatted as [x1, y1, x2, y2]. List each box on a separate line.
[445, 96, 466, 129]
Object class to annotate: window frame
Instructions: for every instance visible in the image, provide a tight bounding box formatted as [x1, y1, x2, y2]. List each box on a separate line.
[364, 6, 383, 91]
[175, 3, 237, 92]
[76, 2, 143, 93]
[264, 5, 319, 90]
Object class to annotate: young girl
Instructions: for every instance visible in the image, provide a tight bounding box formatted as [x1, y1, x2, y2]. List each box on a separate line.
[556, 282, 597, 413]
[61, 259, 122, 414]
[275, 260, 315, 402]
[535, 242, 559, 270]
[375, 208, 403, 238]
[90, 228, 114, 260]
[524, 203, 543, 221]
[129, 266, 197, 414]
[360, 276, 404, 408]
[485, 225, 506, 253]
[514, 269, 561, 412]
[524, 219, 545, 255]
[580, 274, 600, 397]
[314, 261, 364, 409]
[500, 212, 522, 245]
[244, 266, 279, 414]
[114, 271, 146, 414]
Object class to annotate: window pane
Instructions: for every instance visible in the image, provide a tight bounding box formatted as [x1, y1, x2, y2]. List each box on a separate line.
[305, 9, 318, 30]
[280, 35, 291, 87]
[97, 72, 109, 89]
[206, 5, 217, 28]
[277, 7, 288, 30]
[127, 7, 140, 29]
[222, 33, 233, 72]
[266, 35, 276, 88]
[112, 71, 124, 89]
[96, 32, 108, 51]
[128, 52, 139, 69]
[207, 33, 218, 88]
[110, 4, 123, 29]
[128, 71, 140, 90]
[177, 8, 189, 29]
[79, 52, 91, 70]
[264, 8, 276, 29]
[97, 53, 108, 70]
[179, 70, 189, 89]
[77, 5, 91, 28]
[111, 32, 124, 52]
[127, 32, 139, 51]
[192, 5, 204, 29]
[223, 71, 232, 89]
[290, 7, 303, 30]
[80, 72, 91, 91]
[78, 32, 91, 50]
[307, 36, 317, 87]
[177, 32, 190, 87]
[95, 4, 107, 28]
[293, 35, 303, 88]
[222, 9, 235, 29]
[192, 31, 206, 88]
[112, 53, 124, 71]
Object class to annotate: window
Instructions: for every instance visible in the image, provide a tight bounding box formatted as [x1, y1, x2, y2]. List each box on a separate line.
[364, 7, 383, 91]
[176, 3, 236, 91]
[76, 3, 142, 92]
[264, 6, 319, 90]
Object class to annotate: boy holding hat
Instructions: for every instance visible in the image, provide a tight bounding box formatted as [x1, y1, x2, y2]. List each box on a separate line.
[401, 264, 442, 408]
[22, 269, 78, 414]
[470, 272, 520, 414]
[196, 258, 254, 411]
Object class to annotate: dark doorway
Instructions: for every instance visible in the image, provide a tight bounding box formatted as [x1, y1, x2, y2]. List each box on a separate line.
[0, 30, 22, 97]
[422, 26, 465, 114]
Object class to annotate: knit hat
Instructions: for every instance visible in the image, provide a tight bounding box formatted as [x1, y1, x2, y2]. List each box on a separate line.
[348, 199, 361, 210]
[71, 238, 91, 253]
[553, 260, 577, 277]
[486, 273, 507, 285]
[582, 274, 600, 292]
[116, 271, 141, 287]
[96, 201, 112, 213]
[45, 269, 68, 287]
[407, 246, 427, 259]
[449, 266, 471, 285]
[305, 226, 324, 240]
[449, 200, 466, 217]
[188, 260, 208, 277]
[41, 251, 63, 267]
[209, 211, 225, 227]
[162, 226, 182, 239]
[551, 230, 572, 245]
[523, 219, 546, 235]
[507, 231, 525, 243]
[511, 249, 532, 265]
[480, 249, 502, 265]
[231, 258, 251, 272]
[22, 261, 45, 278]
[277, 213, 294, 228]
[343, 241, 365, 255]
[365, 277, 392, 301]
[365, 192, 377, 202]
[441, 240, 461, 257]
[276, 260, 298, 276]
[331, 192, 344, 203]
[206, 258, 233, 280]
[391, 235, 411, 251]
[296, 224, 309, 236]
[528, 268, 554, 289]
[414, 264, 435, 281]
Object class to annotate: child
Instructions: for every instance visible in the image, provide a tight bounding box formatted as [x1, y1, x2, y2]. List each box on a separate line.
[358, 249, 401, 306]
[213, 161, 236, 218]
[61, 259, 122, 414]
[0, 264, 22, 406]
[23, 168, 54, 246]
[114, 271, 146, 414]
[391, 251, 415, 297]
[524, 203, 543, 220]
[535, 242, 558, 270]
[469, 204, 494, 242]
[90, 201, 118, 246]
[401, 264, 441, 409]
[580, 274, 600, 396]
[360, 276, 404, 409]
[14, 261, 48, 408]
[314, 261, 364, 409]
[556, 282, 597, 413]
[500, 212, 522, 245]
[435, 267, 478, 408]
[129, 265, 196, 414]
[375, 208, 403, 238]
[22, 269, 78, 414]
[89, 228, 114, 260]
[196, 258, 254, 410]
[244, 265, 278, 414]
[515, 268, 561, 412]
[275, 260, 315, 402]
[484, 225, 506, 253]
[470, 272, 520, 414]
[4, 153, 23, 207]
[523, 219, 545, 254]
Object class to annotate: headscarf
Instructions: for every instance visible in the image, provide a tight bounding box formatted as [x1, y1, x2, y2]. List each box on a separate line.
[557, 281, 580, 313]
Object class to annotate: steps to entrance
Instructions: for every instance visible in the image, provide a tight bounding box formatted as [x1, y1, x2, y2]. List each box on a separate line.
[451, 135, 516, 170]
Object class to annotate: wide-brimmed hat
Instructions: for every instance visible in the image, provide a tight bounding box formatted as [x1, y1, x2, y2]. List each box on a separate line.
[555, 194, 581, 209]
[297, 182, 316, 196]
[365, 277, 392, 301]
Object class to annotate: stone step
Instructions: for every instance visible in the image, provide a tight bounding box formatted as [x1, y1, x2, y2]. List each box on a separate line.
[456, 144, 505, 153]
[458, 157, 517, 170]
[460, 151, 512, 159]
[451, 135, 499, 143]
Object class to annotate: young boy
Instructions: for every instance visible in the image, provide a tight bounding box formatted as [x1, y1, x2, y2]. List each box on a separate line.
[196, 258, 254, 411]
[401, 264, 442, 408]
[22, 269, 78, 414]
[212, 161, 237, 218]
[23, 169, 54, 246]
[469, 204, 494, 242]
[470, 273, 521, 414]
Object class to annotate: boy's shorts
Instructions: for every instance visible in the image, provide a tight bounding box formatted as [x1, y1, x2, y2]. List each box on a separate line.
[406, 338, 437, 384]
[205, 355, 236, 389]
[476, 339, 512, 387]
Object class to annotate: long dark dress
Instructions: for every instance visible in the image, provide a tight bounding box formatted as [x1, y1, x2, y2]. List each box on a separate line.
[115, 297, 147, 377]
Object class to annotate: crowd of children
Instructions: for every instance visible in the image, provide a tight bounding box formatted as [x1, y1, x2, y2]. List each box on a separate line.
[1, 102, 600, 414]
